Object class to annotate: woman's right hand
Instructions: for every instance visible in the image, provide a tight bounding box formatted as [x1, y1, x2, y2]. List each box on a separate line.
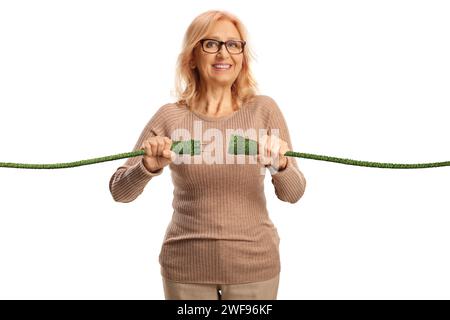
[140, 136, 175, 173]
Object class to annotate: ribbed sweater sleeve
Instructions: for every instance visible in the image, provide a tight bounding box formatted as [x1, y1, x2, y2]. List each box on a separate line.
[265, 96, 307, 203]
[109, 105, 167, 203]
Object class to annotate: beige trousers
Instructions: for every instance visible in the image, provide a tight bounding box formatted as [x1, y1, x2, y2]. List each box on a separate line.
[162, 274, 280, 300]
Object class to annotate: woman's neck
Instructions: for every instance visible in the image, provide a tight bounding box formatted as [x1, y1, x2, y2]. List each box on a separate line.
[194, 87, 235, 116]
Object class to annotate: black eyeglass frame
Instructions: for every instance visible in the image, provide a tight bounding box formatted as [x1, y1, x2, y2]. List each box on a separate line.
[198, 38, 246, 54]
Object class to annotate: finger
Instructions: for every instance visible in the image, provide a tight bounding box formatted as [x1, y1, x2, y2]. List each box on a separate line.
[257, 154, 269, 165]
[271, 137, 281, 160]
[280, 141, 289, 156]
[257, 135, 265, 152]
[149, 138, 158, 156]
[156, 136, 165, 156]
[259, 134, 268, 154]
[163, 137, 172, 158]
[163, 149, 176, 162]
[258, 135, 268, 163]
[145, 140, 153, 157]
[257, 140, 271, 165]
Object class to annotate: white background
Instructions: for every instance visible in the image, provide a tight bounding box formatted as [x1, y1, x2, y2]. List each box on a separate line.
[0, 0, 449, 299]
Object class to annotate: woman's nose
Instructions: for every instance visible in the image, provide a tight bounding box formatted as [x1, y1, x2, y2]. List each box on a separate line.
[217, 44, 229, 56]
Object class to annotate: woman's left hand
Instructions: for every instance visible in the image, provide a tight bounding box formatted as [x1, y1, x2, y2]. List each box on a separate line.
[258, 134, 289, 171]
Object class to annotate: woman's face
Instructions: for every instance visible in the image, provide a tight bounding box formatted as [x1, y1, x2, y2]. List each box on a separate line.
[193, 19, 244, 89]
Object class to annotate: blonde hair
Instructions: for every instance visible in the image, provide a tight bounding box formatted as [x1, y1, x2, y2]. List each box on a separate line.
[174, 10, 258, 110]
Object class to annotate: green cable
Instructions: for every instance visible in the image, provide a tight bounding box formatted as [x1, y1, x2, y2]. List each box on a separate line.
[0, 140, 201, 170]
[227, 135, 450, 169]
[0, 135, 449, 169]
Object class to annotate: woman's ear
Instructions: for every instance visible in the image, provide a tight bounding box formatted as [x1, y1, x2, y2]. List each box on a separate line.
[189, 49, 197, 69]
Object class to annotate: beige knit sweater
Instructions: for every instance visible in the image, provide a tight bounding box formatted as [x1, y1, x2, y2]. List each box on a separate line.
[109, 95, 307, 284]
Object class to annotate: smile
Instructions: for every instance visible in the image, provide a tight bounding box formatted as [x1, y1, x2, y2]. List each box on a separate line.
[212, 64, 232, 70]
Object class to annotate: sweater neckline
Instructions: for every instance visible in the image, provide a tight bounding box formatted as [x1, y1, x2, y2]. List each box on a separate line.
[187, 102, 247, 122]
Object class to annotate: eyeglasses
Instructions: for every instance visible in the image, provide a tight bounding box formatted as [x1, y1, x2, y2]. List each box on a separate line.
[198, 38, 246, 54]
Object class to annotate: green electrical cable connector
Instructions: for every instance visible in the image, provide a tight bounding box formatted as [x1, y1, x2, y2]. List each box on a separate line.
[0, 135, 449, 169]
[171, 139, 202, 156]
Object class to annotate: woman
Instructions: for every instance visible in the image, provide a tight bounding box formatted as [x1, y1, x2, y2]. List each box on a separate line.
[109, 10, 307, 300]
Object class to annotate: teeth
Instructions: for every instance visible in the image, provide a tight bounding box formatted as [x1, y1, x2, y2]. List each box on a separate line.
[213, 64, 231, 69]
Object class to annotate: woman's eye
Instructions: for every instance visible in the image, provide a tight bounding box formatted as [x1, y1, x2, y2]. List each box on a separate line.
[228, 41, 238, 48]
[206, 41, 218, 48]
